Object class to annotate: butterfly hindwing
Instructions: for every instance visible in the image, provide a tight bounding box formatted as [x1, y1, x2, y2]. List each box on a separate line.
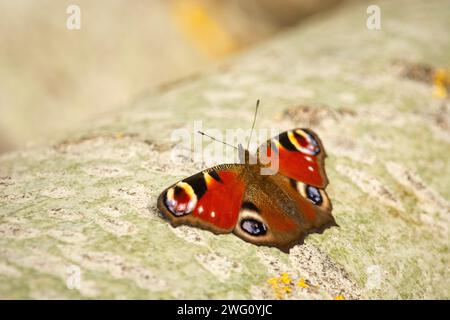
[257, 128, 328, 188]
[232, 172, 336, 252]
[232, 176, 304, 252]
[275, 174, 336, 234]
[157, 164, 247, 234]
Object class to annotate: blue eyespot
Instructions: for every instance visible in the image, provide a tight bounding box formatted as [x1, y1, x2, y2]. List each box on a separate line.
[241, 219, 267, 236]
[306, 185, 322, 205]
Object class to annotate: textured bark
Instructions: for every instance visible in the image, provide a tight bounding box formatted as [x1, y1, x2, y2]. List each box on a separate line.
[1, 0, 449, 299]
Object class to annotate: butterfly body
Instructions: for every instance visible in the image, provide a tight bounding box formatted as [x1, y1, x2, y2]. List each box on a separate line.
[157, 128, 336, 252]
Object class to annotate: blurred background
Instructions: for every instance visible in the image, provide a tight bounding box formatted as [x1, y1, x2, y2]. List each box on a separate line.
[0, 0, 343, 154]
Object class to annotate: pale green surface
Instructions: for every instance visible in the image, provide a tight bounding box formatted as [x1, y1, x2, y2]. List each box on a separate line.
[1, 0, 449, 299]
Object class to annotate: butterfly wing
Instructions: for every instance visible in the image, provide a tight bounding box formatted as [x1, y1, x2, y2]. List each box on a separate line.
[257, 128, 328, 188]
[273, 173, 335, 234]
[231, 175, 304, 252]
[158, 128, 335, 252]
[238, 128, 336, 251]
[157, 164, 247, 234]
[157, 163, 309, 251]
[231, 172, 335, 253]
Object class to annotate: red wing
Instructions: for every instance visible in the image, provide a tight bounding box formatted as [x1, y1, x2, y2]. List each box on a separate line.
[157, 165, 246, 233]
[258, 128, 328, 188]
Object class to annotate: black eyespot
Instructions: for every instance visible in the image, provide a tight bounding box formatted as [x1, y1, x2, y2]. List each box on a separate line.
[240, 219, 267, 236]
[301, 128, 319, 141]
[241, 201, 260, 213]
[289, 179, 297, 189]
[173, 186, 184, 196]
[305, 185, 322, 205]
[295, 129, 320, 155]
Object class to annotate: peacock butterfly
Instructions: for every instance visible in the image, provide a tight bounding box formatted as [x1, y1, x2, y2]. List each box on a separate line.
[157, 102, 337, 252]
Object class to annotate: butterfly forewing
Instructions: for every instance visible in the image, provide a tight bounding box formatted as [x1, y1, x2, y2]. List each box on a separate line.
[258, 128, 328, 188]
[157, 164, 247, 234]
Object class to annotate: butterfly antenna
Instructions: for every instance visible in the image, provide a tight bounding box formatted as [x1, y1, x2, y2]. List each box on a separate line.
[197, 131, 238, 150]
[247, 99, 260, 150]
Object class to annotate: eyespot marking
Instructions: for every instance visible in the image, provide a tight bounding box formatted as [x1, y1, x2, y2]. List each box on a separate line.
[241, 201, 260, 213]
[289, 129, 320, 155]
[305, 185, 323, 205]
[289, 179, 298, 189]
[165, 182, 197, 216]
[240, 218, 267, 236]
[292, 180, 325, 206]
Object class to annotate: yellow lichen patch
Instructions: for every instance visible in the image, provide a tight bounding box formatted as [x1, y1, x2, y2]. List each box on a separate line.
[297, 277, 310, 289]
[267, 273, 294, 300]
[280, 272, 293, 285]
[169, 0, 238, 58]
[266, 273, 317, 299]
[334, 295, 346, 300]
[433, 68, 450, 99]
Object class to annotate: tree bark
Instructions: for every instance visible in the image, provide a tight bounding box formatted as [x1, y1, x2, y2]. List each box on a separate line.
[1, 0, 449, 299]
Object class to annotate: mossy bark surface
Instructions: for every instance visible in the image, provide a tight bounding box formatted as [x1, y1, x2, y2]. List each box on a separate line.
[1, 0, 449, 299]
